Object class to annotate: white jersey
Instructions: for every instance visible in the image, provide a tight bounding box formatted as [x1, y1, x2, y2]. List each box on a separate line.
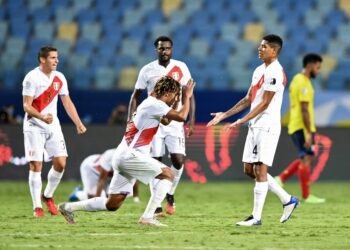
[22, 67, 69, 133]
[117, 96, 171, 155]
[135, 59, 191, 134]
[249, 60, 286, 130]
[83, 149, 114, 176]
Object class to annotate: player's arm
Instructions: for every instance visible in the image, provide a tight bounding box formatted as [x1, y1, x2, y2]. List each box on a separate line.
[226, 90, 275, 129]
[23, 95, 53, 124]
[301, 101, 312, 147]
[165, 79, 195, 122]
[186, 92, 196, 137]
[128, 89, 143, 122]
[207, 86, 252, 127]
[60, 95, 86, 134]
[95, 168, 109, 197]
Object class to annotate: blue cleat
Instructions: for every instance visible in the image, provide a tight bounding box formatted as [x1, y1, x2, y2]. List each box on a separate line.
[280, 196, 299, 223]
[68, 186, 82, 202]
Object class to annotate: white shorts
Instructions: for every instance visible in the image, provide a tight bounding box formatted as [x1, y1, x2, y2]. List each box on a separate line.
[151, 134, 186, 157]
[80, 157, 100, 195]
[108, 172, 135, 196]
[242, 127, 280, 167]
[111, 149, 165, 186]
[24, 130, 67, 162]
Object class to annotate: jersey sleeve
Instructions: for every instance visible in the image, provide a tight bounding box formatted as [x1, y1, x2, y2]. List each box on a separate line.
[263, 67, 282, 92]
[98, 149, 114, 172]
[154, 99, 172, 119]
[297, 77, 312, 102]
[180, 62, 192, 86]
[135, 66, 148, 90]
[58, 73, 69, 95]
[22, 73, 35, 96]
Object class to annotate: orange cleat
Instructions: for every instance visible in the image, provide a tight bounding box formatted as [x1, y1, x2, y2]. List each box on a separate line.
[33, 207, 45, 218]
[42, 195, 59, 215]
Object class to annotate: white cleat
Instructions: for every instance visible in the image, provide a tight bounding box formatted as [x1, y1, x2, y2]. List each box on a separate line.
[236, 215, 262, 226]
[138, 217, 168, 227]
[58, 203, 76, 224]
[280, 196, 299, 223]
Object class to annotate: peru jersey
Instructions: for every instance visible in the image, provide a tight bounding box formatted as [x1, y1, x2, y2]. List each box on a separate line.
[22, 67, 69, 132]
[249, 60, 286, 129]
[135, 59, 191, 133]
[88, 149, 114, 176]
[119, 96, 171, 155]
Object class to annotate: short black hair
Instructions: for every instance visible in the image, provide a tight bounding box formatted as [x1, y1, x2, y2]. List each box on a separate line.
[263, 34, 283, 54]
[154, 36, 173, 48]
[303, 53, 323, 68]
[38, 46, 57, 63]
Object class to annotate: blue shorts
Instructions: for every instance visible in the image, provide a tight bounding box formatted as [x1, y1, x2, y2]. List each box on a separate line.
[290, 129, 315, 158]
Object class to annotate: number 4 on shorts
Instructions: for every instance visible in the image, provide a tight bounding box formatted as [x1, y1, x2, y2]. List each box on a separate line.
[253, 145, 257, 155]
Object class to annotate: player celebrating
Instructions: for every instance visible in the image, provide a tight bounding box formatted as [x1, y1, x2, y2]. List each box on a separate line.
[59, 76, 195, 226]
[275, 54, 325, 203]
[128, 36, 195, 216]
[207, 34, 299, 226]
[22, 46, 86, 217]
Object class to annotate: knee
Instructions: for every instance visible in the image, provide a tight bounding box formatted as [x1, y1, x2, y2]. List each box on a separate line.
[170, 154, 184, 170]
[163, 167, 175, 181]
[106, 195, 126, 211]
[243, 167, 255, 179]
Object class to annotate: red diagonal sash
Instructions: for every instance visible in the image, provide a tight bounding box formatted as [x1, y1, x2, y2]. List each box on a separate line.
[32, 76, 63, 113]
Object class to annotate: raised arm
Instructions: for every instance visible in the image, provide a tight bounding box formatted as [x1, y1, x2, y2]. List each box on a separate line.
[127, 89, 143, 122]
[60, 95, 86, 134]
[207, 86, 252, 127]
[165, 79, 195, 122]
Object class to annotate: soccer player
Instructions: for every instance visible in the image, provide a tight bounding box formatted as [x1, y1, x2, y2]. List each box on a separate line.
[59, 76, 195, 226]
[22, 46, 86, 217]
[275, 54, 325, 204]
[207, 34, 299, 226]
[128, 36, 196, 216]
[68, 148, 114, 201]
[69, 148, 141, 203]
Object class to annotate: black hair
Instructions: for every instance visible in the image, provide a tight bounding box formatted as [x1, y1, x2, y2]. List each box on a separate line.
[263, 34, 283, 54]
[303, 53, 323, 68]
[38, 46, 57, 63]
[153, 76, 180, 98]
[154, 36, 173, 48]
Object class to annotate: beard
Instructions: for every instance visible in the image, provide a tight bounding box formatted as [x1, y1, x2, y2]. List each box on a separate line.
[310, 71, 316, 79]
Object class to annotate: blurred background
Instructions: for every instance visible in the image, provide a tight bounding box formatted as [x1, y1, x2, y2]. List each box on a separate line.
[0, 0, 349, 181]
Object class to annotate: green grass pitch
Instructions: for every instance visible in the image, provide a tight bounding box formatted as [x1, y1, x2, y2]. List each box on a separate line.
[0, 181, 349, 249]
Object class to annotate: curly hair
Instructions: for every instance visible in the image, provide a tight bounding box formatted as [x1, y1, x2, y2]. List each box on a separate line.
[153, 76, 181, 98]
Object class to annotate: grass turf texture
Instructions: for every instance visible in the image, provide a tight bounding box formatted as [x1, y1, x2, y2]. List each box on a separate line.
[0, 181, 349, 250]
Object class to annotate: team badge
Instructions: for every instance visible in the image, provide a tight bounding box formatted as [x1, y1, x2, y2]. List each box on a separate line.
[269, 78, 276, 85]
[172, 72, 180, 81]
[53, 82, 60, 91]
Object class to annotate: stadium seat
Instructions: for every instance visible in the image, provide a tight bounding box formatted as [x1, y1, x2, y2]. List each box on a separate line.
[304, 9, 325, 29]
[74, 38, 96, 55]
[219, 23, 241, 44]
[72, 68, 93, 90]
[118, 67, 139, 90]
[94, 67, 116, 90]
[320, 55, 338, 80]
[150, 23, 173, 40]
[52, 39, 73, 57]
[65, 53, 89, 76]
[55, 7, 76, 25]
[72, 0, 94, 12]
[119, 38, 141, 57]
[168, 9, 190, 29]
[33, 22, 55, 40]
[339, 0, 350, 17]
[161, 0, 182, 17]
[77, 9, 98, 25]
[81, 23, 101, 43]
[57, 22, 78, 43]
[327, 71, 345, 90]
[326, 39, 347, 59]
[27, 0, 48, 11]
[243, 23, 265, 43]
[182, 0, 203, 12]
[188, 38, 209, 59]
[0, 21, 8, 46]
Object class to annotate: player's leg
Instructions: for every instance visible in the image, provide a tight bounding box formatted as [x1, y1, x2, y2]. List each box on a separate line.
[150, 135, 165, 215]
[276, 159, 301, 185]
[165, 133, 186, 215]
[42, 131, 68, 215]
[24, 131, 45, 217]
[59, 172, 132, 224]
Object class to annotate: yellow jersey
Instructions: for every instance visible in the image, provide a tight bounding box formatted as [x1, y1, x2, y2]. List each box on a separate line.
[288, 73, 316, 134]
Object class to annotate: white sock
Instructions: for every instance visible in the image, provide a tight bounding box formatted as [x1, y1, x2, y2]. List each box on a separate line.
[149, 178, 160, 196]
[267, 174, 291, 204]
[75, 191, 88, 201]
[252, 181, 268, 221]
[44, 167, 64, 198]
[65, 197, 108, 212]
[29, 171, 42, 209]
[168, 165, 184, 195]
[142, 179, 172, 219]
